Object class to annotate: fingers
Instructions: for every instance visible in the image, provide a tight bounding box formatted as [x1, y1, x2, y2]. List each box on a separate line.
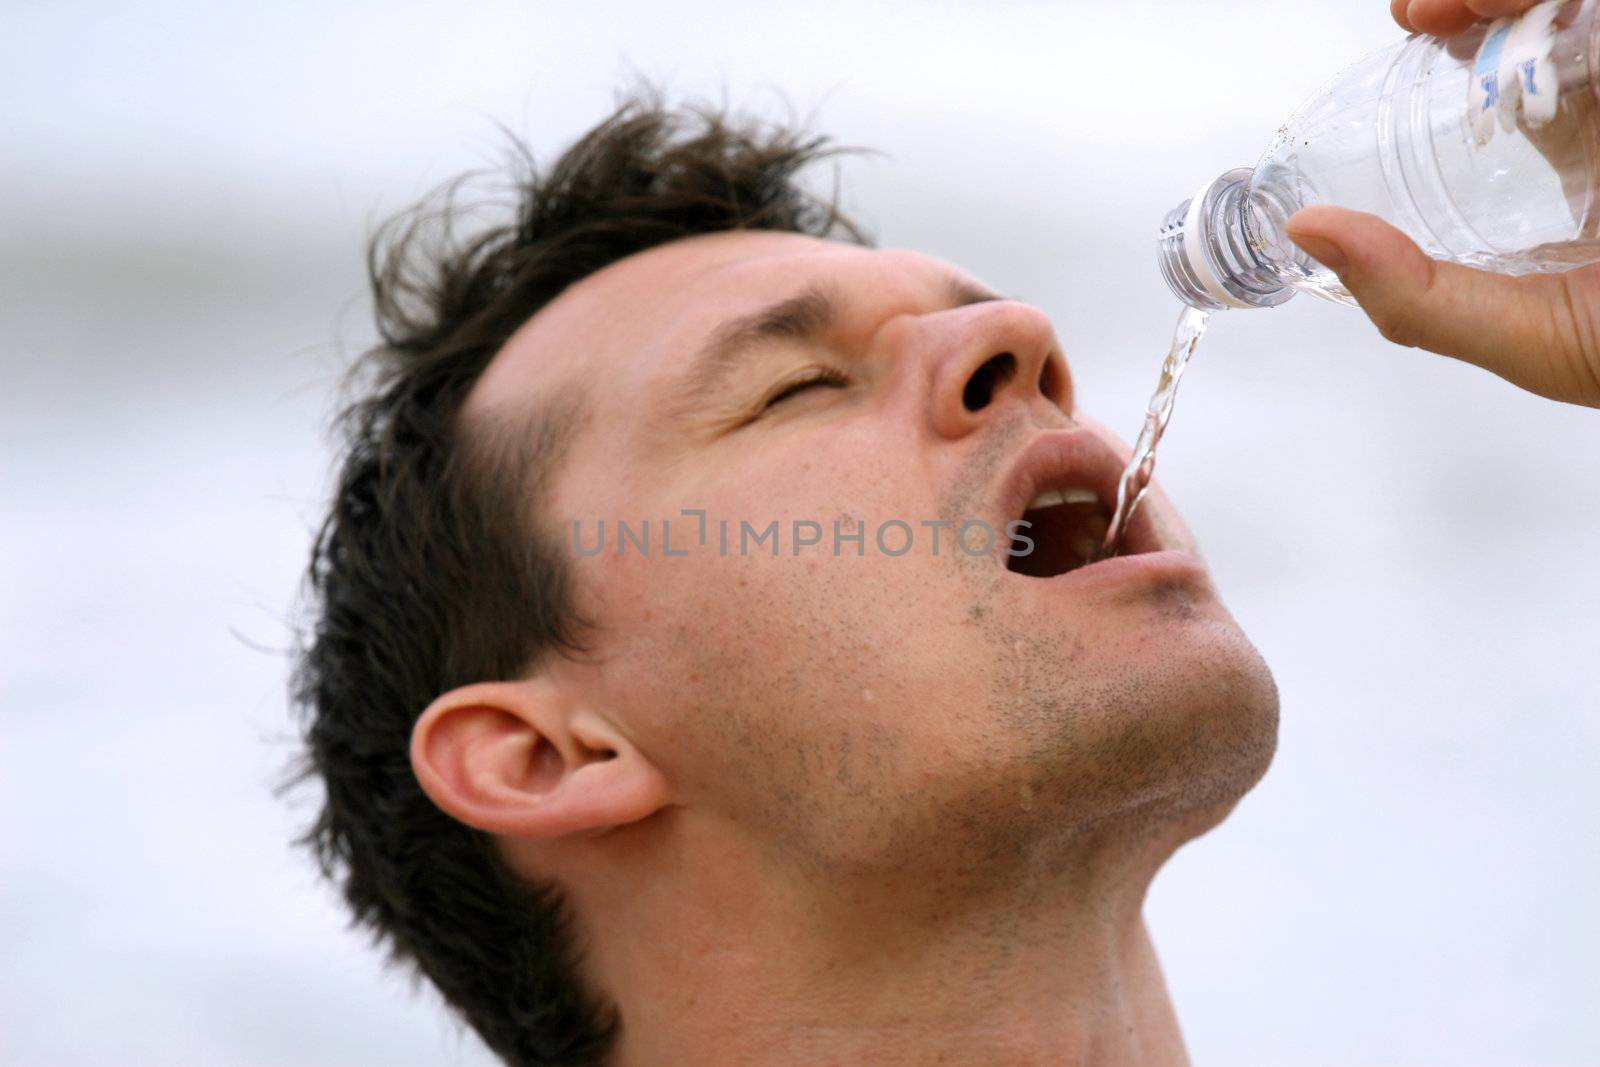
[1287, 205, 1600, 407]
[1400, 0, 1484, 36]
[1396, 0, 1542, 35]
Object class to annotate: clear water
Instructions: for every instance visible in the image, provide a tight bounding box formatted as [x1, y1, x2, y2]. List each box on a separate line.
[1096, 305, 1211, 561]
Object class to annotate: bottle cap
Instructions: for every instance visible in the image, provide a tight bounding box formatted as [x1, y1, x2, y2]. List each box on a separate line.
[1159, 168, 1295, 311]
[1181, 175, 1257, 310]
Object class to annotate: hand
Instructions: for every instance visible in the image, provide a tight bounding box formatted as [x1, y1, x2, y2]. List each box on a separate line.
[1285, 0, 1600, 408]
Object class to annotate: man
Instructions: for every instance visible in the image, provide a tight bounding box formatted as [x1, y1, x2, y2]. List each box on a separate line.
[294, 0, 1600, 1058]
[291, 94, 1280, 1066]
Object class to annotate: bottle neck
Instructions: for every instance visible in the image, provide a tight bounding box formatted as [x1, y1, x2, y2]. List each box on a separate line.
[1159, 168, 1297, 311]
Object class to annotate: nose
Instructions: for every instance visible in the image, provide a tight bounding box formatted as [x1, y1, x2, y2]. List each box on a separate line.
[922, 301, 1073, 439]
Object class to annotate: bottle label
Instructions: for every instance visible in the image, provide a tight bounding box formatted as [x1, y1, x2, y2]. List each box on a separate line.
[1471, 1, 1562, 145]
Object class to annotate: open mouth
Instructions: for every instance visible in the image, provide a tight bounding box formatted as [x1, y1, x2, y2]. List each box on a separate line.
[1007, 487, 1111, 578]
[996, 431, 1158, 580]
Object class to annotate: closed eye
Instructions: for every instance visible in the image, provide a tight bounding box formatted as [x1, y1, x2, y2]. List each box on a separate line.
[760, 367, 850, 411]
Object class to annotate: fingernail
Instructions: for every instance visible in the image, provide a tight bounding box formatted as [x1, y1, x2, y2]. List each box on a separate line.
[1290, 232, 1349, 273]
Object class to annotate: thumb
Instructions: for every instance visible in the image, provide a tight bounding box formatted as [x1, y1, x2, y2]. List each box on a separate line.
[1287, 204, 1600, 407]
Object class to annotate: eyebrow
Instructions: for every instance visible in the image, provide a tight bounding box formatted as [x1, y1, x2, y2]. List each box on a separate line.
[671, 274, 1008, 411]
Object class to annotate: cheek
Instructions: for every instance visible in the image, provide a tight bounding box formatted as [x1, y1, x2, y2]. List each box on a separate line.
[585, 521, 1034, 792]
[569, 518, 846, 666]
[565, 436, 1081, 769]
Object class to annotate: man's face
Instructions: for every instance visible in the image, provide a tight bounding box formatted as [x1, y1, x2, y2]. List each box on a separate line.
[470, 230, 1278, 885]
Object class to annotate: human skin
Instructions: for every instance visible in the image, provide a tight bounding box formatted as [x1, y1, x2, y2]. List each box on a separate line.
[1289, 0, 1600, 408]
[410, 230, 1281, 1066]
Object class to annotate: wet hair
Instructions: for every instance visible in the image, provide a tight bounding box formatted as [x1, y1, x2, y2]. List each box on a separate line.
[286, 92, 869, 1066]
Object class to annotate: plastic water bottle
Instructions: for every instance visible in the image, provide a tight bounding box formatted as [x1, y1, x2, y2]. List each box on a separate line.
[1160, 0, 1600, 311]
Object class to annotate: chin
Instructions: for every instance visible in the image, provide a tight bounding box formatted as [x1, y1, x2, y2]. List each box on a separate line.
[1013, 604, 1279, 847]
[884, 601, 1281, 880]
[1114, 618, 1280, 836]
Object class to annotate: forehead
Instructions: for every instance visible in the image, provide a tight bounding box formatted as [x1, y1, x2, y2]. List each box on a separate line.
[466, 230, 969, 424]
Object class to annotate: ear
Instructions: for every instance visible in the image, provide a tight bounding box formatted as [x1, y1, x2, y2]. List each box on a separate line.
[410, 678, 669, 839]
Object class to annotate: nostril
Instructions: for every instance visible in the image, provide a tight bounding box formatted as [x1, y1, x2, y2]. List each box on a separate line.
[962, 353, 1017, 412]
[1038, 357, 1064, 406]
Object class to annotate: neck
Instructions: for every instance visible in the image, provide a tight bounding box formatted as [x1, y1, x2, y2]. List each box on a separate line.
[550, 813, 1193, 1067]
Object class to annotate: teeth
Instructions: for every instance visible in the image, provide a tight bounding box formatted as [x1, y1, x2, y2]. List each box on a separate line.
[1027, 489, 1063, 510]
[1027, 486, 1102, 510]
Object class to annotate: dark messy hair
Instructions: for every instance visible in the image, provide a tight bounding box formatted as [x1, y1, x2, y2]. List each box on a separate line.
[286, 93, 869, 1066]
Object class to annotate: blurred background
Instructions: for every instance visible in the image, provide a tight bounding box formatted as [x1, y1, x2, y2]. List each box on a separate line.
[4, 1, 1597, 1064]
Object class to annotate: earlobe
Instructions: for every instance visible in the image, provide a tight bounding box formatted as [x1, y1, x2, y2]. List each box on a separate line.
[410, 680, 669, 840]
